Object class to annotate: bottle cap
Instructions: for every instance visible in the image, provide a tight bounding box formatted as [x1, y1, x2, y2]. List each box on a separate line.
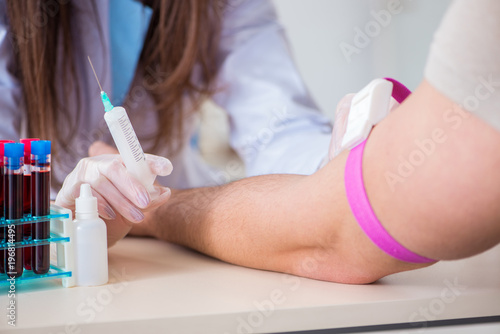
[31, 140, 51, 156]
[20, 138, 40, 163]
[76, 183, 98, 215]
[31, 140, 51, 164]
[4, 143, 24, 169]
[4, 142, 24, 158]
[0, 140, 15, 166]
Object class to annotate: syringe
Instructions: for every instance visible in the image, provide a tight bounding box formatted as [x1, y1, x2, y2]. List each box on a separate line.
[87, 57, 157, 197]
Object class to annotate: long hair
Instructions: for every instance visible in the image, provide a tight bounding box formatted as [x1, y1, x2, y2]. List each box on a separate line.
[6, 0, 223, 168]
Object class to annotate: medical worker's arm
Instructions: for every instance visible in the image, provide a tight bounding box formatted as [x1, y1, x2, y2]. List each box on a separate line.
[212, 0, 332, 176]
[140, 80, 500, 283]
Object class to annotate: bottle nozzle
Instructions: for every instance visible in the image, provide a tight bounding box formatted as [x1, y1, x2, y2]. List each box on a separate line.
[76, 183, 98, 216]
[80, 183, 92, 198]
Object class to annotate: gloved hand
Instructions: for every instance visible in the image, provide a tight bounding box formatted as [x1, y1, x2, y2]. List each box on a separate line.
[328, 94, 400, 160]
[55, 141, 173, 246]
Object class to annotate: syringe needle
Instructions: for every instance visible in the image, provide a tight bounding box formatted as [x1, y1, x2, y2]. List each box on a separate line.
[87, 56, 103, 92]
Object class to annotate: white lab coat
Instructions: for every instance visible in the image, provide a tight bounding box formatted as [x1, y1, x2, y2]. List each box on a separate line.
[0, 0, 332, 193]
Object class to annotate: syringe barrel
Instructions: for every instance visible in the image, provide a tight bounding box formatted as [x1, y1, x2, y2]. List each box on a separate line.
[104, 106, 156, 193]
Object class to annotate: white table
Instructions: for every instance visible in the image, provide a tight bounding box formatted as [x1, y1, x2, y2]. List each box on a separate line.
[1, 237, 499, 334]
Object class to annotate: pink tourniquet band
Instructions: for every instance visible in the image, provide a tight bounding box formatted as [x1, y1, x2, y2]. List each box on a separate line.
[384, 78, 412, 104]
[344, 79, 436, 263]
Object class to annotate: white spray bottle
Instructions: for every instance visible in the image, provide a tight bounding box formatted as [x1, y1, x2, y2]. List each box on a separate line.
[74, 183, 108, 286]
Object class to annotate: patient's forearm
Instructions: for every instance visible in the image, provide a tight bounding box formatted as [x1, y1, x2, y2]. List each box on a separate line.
[147, 174, 326, 275]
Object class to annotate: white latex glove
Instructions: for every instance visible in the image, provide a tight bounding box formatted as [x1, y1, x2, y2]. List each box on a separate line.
[328, 94, 400, 160]
[55, 141, 173, 246]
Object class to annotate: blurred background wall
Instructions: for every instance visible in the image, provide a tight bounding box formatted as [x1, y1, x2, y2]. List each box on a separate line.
[272, 0, 452, 118]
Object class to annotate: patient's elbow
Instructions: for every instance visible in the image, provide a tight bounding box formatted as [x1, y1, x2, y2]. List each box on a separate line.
[289, 252, 391, 285]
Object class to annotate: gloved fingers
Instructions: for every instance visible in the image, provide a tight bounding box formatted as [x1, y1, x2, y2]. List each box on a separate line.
[143, 186, 171, 212]
[330, 93, 355, 160]
[96, 156, 152, 209]
[85, 141, 172, 210]
[145, 154, 173, 176]
[328, 93, 401, 161]
[54, 181, 79, 210]
[90, 189, 117, 220]
[389, 96, 401, 112]
[90, 141, 173, 177]
[90, 139, 172, 179]
[55, 179, 117, 221]
[54, 165, 86, 209]
[92, 175, 145, 223]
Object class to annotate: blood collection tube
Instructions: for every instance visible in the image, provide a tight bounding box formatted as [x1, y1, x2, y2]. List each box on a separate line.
[4, 143, 24, 278]
[20, 138, 39, 270]
[0, 140, 14, 274]
[31, 141, 51, 274]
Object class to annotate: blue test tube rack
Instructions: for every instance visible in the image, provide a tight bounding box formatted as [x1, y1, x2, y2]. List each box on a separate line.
[0, 204, 75, 287]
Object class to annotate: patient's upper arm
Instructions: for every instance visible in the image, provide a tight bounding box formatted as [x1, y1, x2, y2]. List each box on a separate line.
[363, 80, 500, 260]
[292, 80, 500, 283]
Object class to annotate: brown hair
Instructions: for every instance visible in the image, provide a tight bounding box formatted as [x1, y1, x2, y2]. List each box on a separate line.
[6, 0, 223, 166]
